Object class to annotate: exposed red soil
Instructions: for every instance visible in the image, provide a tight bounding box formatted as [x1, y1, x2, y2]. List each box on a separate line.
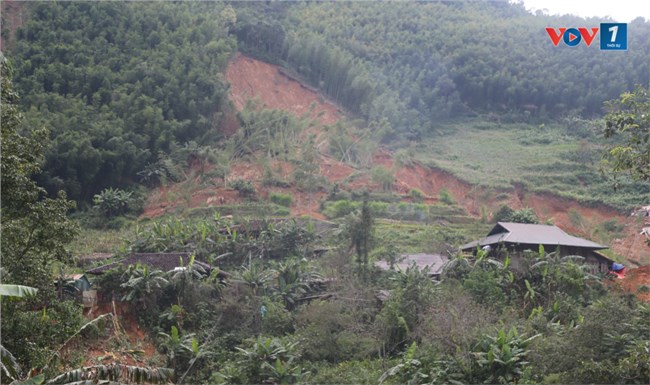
[143, 52, 650, 268]
[524, 193, 617, 233]
[372, 149, 394, 169]
[613, 221, 650, 266]
[320, 156, 356, 182]
[0, 0, 27, 50]
[220, 109, 240, 138]
[226, 53, 342, 126]
[59, 301, 163, 368]
[142, 159, 327, 219]
[607, 266, 650, 302]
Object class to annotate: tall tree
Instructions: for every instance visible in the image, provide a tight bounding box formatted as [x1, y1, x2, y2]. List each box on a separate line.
[1, 55, 77, 297]
[603, 86, 650, 182]
[349, 198, 374, 274]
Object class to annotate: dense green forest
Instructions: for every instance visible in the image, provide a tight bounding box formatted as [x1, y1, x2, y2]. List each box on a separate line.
[234, 1, 650, 136]
[8, 2, 236, 203]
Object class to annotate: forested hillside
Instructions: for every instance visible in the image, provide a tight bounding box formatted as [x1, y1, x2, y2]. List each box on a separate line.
[2, 2, 650, 384]
[234, 1, 650, 136]
[5, 1, 649, 205]
[8, 2, 236, 202]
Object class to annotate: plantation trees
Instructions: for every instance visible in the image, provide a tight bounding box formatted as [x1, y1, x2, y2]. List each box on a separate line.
[604, 86, 650, 182]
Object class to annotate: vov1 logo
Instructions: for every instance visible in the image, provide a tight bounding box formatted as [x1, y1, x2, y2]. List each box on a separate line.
[545, 23, 627, 51]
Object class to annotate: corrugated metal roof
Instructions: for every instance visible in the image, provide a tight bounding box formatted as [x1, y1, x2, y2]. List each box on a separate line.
[375, 253, 448, 275]
[64, 274, 87, 280]
[461, 222, 606, 250]
[85, 253, 220, 275]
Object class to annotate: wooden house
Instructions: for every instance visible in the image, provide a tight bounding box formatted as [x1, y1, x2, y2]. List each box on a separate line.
[461, 222, 613, 274]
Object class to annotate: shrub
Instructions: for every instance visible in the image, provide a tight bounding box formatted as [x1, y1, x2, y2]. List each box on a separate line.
[93, 187, 134, 218]
[260, 297, 294, 335]
[438, 188, 454, 205]
[601, 219, 624, 233]
[493, 205, 539, 224]
[567, 208, 584, 228]
[510, 208, 539, 224]
[493, 205, 514, 222]
[371, 167, 394, 192]
[409, 188, 425, 202]
[368, 201, 389, 217]
[323, 200, 359, 219]
[269, 192, 292, 207]
[230, 179, 256, 197]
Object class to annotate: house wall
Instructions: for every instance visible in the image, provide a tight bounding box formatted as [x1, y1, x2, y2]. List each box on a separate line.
[486, 244, 609, 274]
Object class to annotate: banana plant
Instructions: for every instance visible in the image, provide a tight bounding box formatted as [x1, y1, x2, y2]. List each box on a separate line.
[45, 363, 173, 384]
[120, 264, 169, 310]
[236, 261, 274, 297]
[378, 342, 429, 385]
[262, 357, 307, 385]
[158, 326, 196, 376]
[0, 283, 37, 382]
[272, 259, 322, 310]
[236, 337, 301, 384]
[472, 327, 540, 384]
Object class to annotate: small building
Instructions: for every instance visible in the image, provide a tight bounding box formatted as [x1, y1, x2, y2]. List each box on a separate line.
[375, 253, 449, 278]
[56, 274, 96, 308]
[461, 222, 613, 274]
[85, 252, 229, 278]
[63, 274, 92, 292]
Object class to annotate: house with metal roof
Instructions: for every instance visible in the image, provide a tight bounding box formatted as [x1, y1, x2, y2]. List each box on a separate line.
[86, 252, 230, 278]
[461, 222, 613, 274]
[375, 253, 449, 278]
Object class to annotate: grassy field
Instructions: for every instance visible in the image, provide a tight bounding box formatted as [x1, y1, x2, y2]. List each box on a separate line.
[414, 119, 649, 210]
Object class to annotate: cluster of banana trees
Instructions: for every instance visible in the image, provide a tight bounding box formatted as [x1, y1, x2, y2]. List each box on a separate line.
[235, 258, 322, 310]
[443, 246, 601, 319]
[128, 216, 316, 267]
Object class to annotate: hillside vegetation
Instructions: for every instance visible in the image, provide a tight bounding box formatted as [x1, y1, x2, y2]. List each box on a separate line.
[1, 1, 650, 384]
[8, 2, 236, 202]
[234, 2, 650, 134]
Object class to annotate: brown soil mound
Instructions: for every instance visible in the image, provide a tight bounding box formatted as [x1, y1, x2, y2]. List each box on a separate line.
[58, 301, 163, 368]
[226, 53, 342, 126]
[609, 266, 650, 302]
[625, 266, 650, 301]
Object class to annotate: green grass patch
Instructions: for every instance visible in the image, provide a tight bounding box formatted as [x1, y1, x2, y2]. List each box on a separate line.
[186, 203, 290, 218]
[414, 120, 649, 210]
[269, 192, 293, 207]
[71, 225, 133, 256]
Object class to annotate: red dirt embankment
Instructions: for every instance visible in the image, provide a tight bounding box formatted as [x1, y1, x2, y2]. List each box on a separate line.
[226, 53, 342, 126]
[143, 52, 650, 265]
[608, 266, 650, 302]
